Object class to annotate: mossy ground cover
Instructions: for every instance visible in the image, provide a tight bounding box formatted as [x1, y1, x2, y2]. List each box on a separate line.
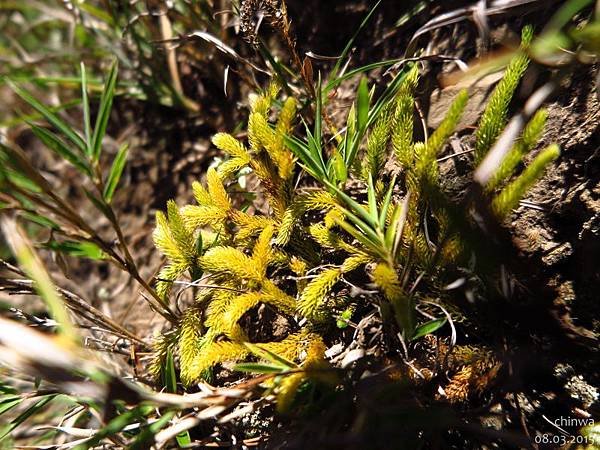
[0, 1, 598, 448]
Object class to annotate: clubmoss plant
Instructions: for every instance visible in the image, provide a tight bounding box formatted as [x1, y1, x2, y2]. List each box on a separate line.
[152, 86, 333, 407]
[1, 2, 595, 445]
[151, 26, 559, 411]
[475, 26, 534, 164]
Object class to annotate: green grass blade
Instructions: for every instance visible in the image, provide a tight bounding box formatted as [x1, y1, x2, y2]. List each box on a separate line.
[9, 82, 86, 153]
[325, 59, 400, 93]
[379, 176, 397, 230]
[367, 174, 379, 225]
[20, 211, 61, 231]
[28, 123, 92, 176]
[327, 0, 382, 87]
[285, 135, 326, 181]
[384, 203, 402, 250]
[357, 77, 369, 133]
[1, 217, 78, 342]
[306, 132, 323, 169]
[337, 207, 382, 249]
[0, 396, 21, 416]
[80, 62, 92, 154]
[330, 149, 348, 183]
[175, 430, 193, 448]
[84, 188, 112, 218]
[258, 44, 295, 94]
[314, 74, 323, 154]
[159, 350, 192, 448]
[0, 147, 43, 194]
[44, 240, 106, 260]
[244, 342, 298, 369]
[335, 218, 387, 260]
[130, 411, 176, 450]
[326, 181, 378, 228]
[344, 128, 363, 167]
[343, 68, 411, 166]
[0, 99, 83, 129]
[0, 395, 56, 441]
[73, 407, 144, 450]
[163, 349, 178, 393]
[91, 60, 119, 162]
[233, 363, 286, 374]
[103, 143, 128, 203]
[544, 0, 593, 33]
[304, 121, 327, 174]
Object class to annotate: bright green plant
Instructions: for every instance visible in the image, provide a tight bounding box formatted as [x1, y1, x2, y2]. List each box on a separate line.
[151, 26, 560, 395]
[475, 26, 534, 164]
[2, 24, 558, 417]
[0, 1, 591, 445]
[151, 86, 334, 408]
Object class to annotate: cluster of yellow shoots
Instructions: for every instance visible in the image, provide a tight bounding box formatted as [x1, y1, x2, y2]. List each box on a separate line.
[151, 85, 345, 409]
[151, 28, 559, 409]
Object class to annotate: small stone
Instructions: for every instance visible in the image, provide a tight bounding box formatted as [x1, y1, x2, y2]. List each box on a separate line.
[428, 72, 504, 131]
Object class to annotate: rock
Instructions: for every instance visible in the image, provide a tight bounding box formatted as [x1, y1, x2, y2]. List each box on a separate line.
[427, 71, 504, 131]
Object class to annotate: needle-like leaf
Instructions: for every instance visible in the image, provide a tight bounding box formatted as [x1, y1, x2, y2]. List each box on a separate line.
[103, 143, 129, 203]
[379, 176, 397, 230]
[9, 82, 86, 153]
[357, 77, 369, 133]
[91, 60, 119, 161]
[80, 62, 92, 153]
[367, 174, 379, 225]
[28, 123, 92, 177]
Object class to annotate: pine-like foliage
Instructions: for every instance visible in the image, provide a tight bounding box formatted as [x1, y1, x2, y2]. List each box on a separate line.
[365, 103, 394, 178]
[474, 26, 534, 164]
[151, 86, 332, 394]
[437, 340, 501, 404]
[297, 268, 342, 320]
[467, 28, 560, 222]
[151, 29, 559, 409]
[153, 200, 200, 300]
[486, 108, 548, 191]
[179, 308, 206, 385]
[415, 89, 468, 192]
[274, 336, 337, 413]
[372, 263, 414, 335]
[492, 144, 560, 218]
[392, 65, 419, 169]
